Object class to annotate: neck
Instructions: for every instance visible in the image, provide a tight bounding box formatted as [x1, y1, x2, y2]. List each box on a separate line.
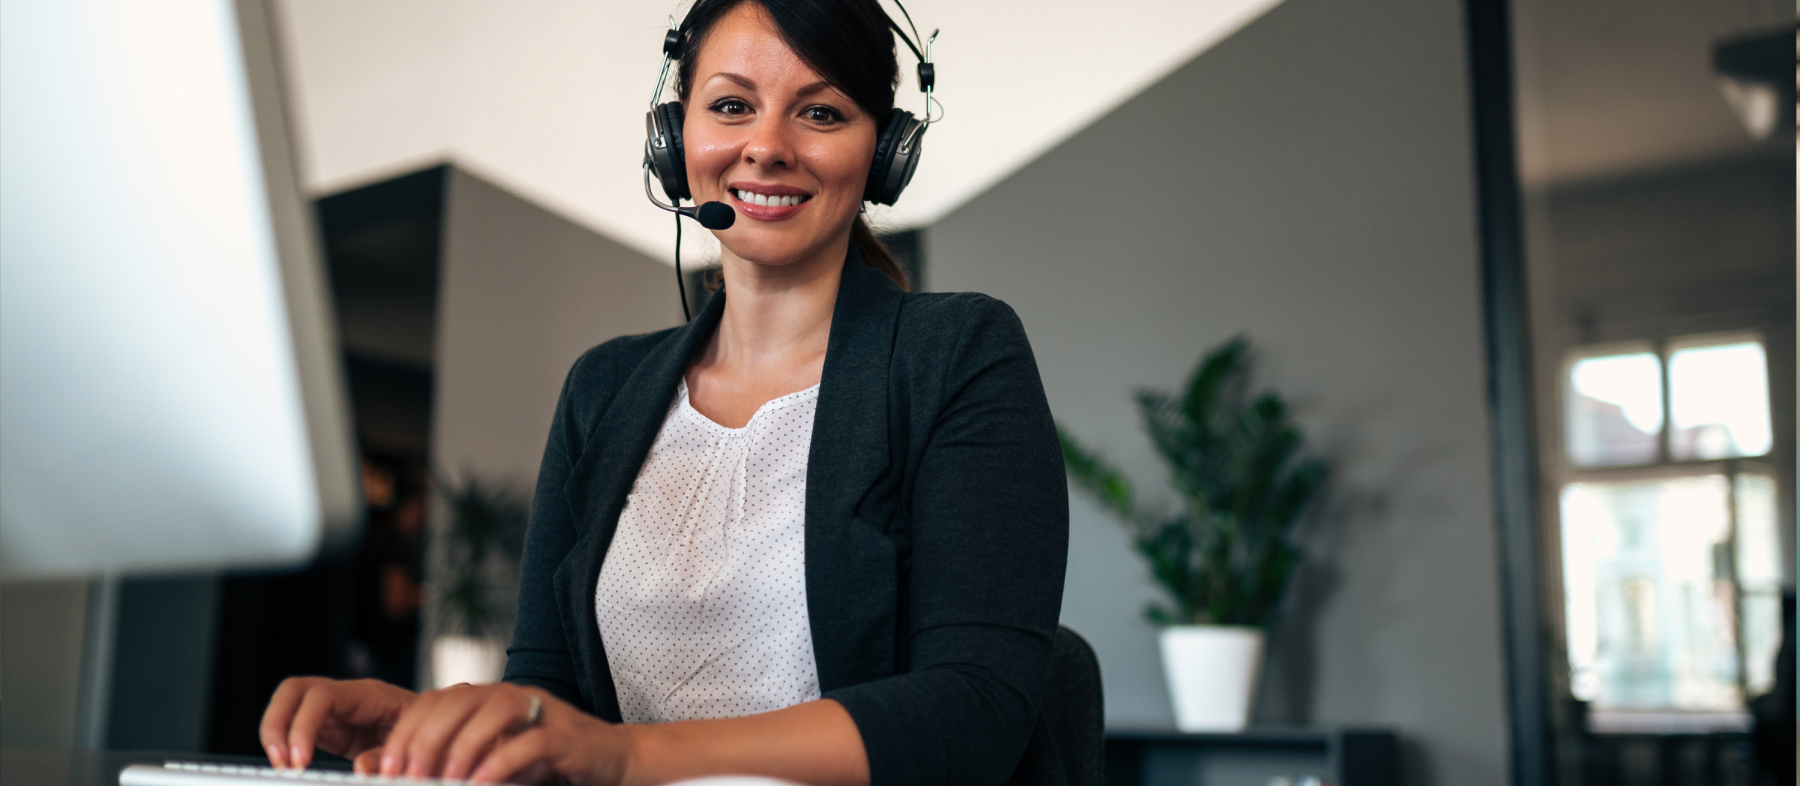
[701, 229, 851, 375]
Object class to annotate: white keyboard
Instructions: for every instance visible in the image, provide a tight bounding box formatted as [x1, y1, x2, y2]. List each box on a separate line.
[119, 761, 500, 786]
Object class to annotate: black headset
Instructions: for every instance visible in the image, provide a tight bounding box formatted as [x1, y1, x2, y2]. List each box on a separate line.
[643, 0, 938, 210]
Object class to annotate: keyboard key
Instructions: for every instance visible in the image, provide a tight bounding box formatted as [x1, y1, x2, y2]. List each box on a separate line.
[122, 762, 493, 786]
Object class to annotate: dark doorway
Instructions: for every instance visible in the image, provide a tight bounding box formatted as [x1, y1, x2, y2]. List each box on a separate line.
[206, 166, 447, 755]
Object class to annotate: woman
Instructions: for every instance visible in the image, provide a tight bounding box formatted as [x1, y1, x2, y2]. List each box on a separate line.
[259, 1, 1068, 784]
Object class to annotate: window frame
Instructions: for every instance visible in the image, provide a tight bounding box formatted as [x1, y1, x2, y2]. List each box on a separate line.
[1560, 331, 1771, 472]
[1553, 330, 1777, 732]
[1560, 339, 1664, 470]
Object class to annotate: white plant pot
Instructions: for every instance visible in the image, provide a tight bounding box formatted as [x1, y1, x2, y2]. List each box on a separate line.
[431, 635, 507, 688]
[1159, 625, 1265, 732]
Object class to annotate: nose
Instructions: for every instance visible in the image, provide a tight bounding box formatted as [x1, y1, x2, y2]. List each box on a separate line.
[741, 113, 796, 170]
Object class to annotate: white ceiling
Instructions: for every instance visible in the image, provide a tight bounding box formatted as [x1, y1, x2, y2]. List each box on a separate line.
[1510, 0, 1791, 188]
[272, 0, 1285, 264]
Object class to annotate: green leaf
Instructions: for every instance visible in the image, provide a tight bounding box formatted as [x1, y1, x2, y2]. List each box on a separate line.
[1062, 336, 1328, 629]
[435, 472, 532, 637]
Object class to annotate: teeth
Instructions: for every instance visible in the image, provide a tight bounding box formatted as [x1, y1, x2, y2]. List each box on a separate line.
[734, 189, 806, 207]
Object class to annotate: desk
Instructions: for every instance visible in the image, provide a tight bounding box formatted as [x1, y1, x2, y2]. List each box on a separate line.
[1104, 728, 1399, 786]
[1, 749, 348, 786]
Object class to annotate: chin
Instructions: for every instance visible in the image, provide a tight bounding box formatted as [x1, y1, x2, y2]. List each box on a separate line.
[722, 236, 813, 267]
[717, 215, 852, 267]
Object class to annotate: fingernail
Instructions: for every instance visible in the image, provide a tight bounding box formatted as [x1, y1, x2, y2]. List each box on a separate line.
[289, 746, 304, 768]
[380, 754, 395, 776]
[266, 744, 283, 768]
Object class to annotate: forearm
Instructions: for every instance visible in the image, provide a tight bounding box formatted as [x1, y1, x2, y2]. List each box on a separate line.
[619, 699, 868, 786]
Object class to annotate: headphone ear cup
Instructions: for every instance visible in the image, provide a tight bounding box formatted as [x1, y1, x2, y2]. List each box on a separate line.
[864, 110, 924, 206]
[645, 101, 690, 202]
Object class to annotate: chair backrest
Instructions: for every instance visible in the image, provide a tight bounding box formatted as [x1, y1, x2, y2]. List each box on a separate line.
[1042, 625, 1105, 786]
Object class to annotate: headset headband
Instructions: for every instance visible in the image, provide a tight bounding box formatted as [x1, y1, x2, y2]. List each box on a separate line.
[650, 0, 939, 121]
[643, 0, 940, 319]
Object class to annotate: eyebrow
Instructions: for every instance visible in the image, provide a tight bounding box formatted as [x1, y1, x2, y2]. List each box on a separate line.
[714, 72, 757, 91]
[709, 72, 836, 99]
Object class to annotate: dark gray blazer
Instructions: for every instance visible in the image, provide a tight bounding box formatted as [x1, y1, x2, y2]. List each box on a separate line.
[503, 246, 1070, 786]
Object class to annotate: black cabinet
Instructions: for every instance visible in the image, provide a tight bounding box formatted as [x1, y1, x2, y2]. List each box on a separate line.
[1105, 728, 1399, 786]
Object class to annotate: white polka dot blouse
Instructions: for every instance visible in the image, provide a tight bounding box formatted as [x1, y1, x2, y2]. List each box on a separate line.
[595, 379, 823, 723]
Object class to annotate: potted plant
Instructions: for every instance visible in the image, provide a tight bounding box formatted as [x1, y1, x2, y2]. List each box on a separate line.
[1059, 337, 1327, 731]
[430, 474, 530, 687]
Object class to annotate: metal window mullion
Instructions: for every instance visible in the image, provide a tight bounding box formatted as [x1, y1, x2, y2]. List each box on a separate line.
[1722, 459, 1750, 703]
[1656, 338, 1672, 464]
[1563, 460, 1731, 485]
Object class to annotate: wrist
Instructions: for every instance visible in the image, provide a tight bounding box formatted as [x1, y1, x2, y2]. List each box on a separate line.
[610, 723, 668, 786]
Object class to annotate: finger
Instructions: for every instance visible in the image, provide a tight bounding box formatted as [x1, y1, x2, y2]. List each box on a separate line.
[259, 678, 314, 769]
[379, 688, 444, 776]
[285, 682, 342, 771]
[353, 747, 384, 776]
[441, 691, 536, 780]
[470, 727, 550, 785]
[401, 687, 492, 779]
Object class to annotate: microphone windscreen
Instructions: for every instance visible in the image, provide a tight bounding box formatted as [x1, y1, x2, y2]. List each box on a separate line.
[696, 201, 736, 230]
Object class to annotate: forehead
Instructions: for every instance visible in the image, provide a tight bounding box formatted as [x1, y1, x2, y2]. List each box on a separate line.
[690, 3, 825, 90]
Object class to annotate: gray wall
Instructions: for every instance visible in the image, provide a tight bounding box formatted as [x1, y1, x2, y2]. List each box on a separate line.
[426, 168, 678, 673]
[925, 0, 1509, 783]
[1, 580, 89, 747]
[1, 575, 218, 753]
[432, 167, 681, 487]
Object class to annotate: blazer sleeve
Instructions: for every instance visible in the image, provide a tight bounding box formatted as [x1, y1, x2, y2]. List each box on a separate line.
[502, 347, 600, 711]
[826, 297, 1070, 786]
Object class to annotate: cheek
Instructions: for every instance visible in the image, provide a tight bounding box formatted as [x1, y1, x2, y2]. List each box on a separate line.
[800, 137, 875, 202]
[683, 127, 741, 193]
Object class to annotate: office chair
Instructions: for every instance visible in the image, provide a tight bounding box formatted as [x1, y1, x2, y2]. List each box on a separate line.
[1043, 625, 1105, 786]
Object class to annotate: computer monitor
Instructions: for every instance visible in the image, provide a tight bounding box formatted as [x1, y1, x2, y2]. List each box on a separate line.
[0, 0, 361, 578]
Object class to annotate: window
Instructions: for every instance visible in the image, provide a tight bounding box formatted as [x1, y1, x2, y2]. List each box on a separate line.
[1565, 348, 1663, 467]
[1556, 333, 1778, 733]
[1667, 339, 1772, 460]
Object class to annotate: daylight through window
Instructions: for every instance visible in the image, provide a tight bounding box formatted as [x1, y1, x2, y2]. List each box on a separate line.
[1556, 333, 1778, 732]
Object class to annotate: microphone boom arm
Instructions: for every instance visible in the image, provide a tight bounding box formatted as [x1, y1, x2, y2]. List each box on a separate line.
[644, 162, 685, 214]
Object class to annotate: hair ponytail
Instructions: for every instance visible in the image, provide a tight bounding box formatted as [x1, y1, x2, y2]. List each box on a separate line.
[852, 216, 909, 291]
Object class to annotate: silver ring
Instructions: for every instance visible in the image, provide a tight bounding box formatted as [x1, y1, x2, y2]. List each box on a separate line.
[524, 694, 543, 727]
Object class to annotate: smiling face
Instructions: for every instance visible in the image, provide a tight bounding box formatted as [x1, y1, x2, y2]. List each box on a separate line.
[682, 3, 879, 268]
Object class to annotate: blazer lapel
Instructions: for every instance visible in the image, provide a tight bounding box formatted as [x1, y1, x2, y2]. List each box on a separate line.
[555, 292, 724, 720]
[806, 245, 905, 691]
[553, 246, 905, 712]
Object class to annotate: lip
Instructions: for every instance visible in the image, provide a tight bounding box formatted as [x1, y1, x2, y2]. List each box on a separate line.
[725, 182, 813, 221]
[728, 181, 811, 197]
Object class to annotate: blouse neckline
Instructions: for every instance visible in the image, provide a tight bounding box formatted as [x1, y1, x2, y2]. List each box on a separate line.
[676, 379, 822, 436]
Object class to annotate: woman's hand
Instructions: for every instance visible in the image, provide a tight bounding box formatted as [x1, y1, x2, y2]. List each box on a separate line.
[377, 682, 632, 785]
[259, 677, 418, 770]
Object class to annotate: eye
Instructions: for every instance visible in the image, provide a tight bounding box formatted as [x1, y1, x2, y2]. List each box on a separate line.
[710, 98, 752, 116]
[801, 105, 846, 124]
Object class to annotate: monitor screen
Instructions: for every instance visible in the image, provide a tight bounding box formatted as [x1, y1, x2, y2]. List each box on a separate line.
[0, 0, 361, 578]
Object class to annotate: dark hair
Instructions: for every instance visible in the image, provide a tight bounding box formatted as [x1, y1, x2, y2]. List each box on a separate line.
[674, 0, 910, 290]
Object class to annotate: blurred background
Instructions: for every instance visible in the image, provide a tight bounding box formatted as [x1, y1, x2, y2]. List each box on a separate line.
[0, 1, 1792, 785]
